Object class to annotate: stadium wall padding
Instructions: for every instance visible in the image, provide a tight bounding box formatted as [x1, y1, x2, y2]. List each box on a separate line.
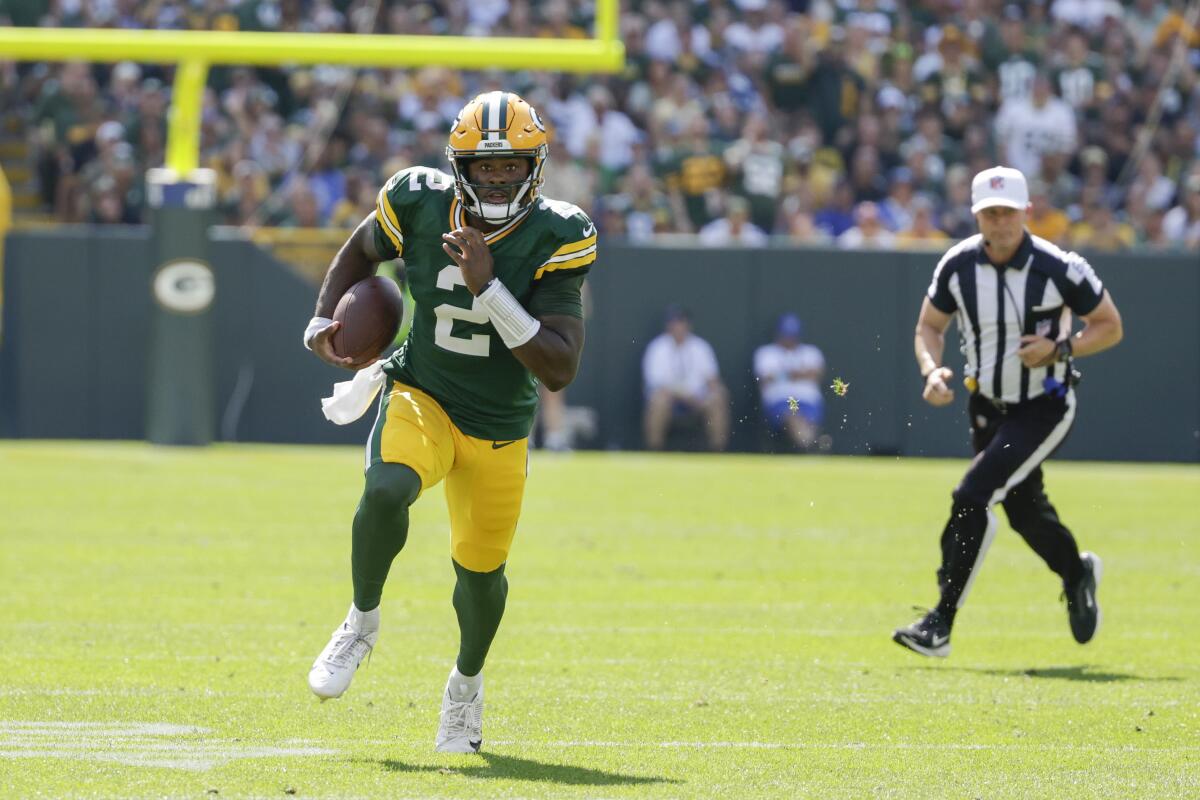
[1, 229, 1196, 463]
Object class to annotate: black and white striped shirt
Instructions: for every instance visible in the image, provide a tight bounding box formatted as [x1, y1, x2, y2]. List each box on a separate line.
[927, 233, 1105, 403]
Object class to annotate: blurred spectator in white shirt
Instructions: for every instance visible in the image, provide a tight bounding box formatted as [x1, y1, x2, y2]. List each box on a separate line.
[1051, 0, 1122, 32]
[698, 196, 769, 246]
[1163, 173, 1200, 251]
[879, 167, 917, 232]
[724, 114, 786, 231]
[578, 85, 642, 173]
[785, 207, 833, 246]
[466, 0, 508, 34]
[1123, 0, 1167, 63]
[645, 2, 712, 63]
[643, 306, 730, 451]
[1128, 153, 1177, 213]
[837, 201, 897, 249]
[726, 0, 785, 68]
[995, 73, 1077, 179]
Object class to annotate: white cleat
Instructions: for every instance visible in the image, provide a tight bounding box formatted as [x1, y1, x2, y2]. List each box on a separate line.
[435, 677, 484, 753]
[308, 622, 377, 700]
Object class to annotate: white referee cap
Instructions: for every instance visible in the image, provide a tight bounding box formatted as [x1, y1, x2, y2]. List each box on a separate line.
[971, 166, 1030, 214]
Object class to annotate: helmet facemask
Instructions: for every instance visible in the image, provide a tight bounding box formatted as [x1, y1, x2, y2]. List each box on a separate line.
[446, 150, 547, 225]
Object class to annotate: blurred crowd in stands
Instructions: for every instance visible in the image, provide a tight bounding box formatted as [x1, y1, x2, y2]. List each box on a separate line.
[1, 0, 1198, 251]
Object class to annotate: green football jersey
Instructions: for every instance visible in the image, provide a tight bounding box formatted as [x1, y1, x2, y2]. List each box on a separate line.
[372, 166, 596, 441]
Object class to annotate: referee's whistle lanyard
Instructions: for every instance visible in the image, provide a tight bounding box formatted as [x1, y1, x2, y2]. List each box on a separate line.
[964, 266, 1075, 402]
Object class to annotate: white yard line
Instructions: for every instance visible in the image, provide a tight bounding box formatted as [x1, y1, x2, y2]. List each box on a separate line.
[5, 720, 1195, 774]
[0, 721, 336, 771]
[0, 722, 205, 735]
[482, 739, 1200, 753]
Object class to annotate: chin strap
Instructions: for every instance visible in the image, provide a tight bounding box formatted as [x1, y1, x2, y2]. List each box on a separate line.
[462, 189, 536, 225]
[478, 200, 534, 224]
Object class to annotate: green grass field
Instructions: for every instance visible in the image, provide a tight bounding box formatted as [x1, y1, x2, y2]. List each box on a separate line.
[1, 442, 1197, 799]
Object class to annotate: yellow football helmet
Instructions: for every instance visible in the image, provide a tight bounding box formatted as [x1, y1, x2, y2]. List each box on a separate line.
[446, 91, 549, 224]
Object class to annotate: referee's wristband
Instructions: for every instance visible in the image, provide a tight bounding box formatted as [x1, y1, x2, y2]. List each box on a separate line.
[1055, 338, 1073, 362]
[477, 278, 541, 349]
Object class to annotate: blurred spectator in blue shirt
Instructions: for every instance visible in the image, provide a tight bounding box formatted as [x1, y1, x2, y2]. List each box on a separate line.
[754, 313, 827, 452]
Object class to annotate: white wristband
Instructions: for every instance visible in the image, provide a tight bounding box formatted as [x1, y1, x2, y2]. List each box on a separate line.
[477, 279, 541, 349]
[304, 316, 334, 350]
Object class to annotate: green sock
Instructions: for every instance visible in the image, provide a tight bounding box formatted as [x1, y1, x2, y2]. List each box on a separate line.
[452, 560, 508, 676]
[351, 463, 421, 612]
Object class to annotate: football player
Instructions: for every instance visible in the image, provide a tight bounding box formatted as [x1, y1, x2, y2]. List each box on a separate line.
[302, 91, 596, 753]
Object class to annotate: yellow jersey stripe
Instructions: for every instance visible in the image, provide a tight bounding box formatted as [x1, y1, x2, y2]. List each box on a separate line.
[550, 234, 597, 258]
[376, 187, 403, 243]
[374, 207, 402, 254]
[534, 250, 596, 280]
[540, 244, 597, 266]
[376, 189, 404, 254]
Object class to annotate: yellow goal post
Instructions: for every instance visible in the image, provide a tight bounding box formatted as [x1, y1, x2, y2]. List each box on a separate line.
[0, 1, 624, 175]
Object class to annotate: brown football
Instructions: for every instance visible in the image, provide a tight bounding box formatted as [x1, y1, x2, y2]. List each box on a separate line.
[331, 276, 404, 364]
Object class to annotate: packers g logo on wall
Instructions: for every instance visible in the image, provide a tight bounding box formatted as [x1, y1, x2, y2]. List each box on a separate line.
[153, 259, 215, 314]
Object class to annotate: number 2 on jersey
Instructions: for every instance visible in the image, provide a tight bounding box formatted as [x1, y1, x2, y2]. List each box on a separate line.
[406, 168, 452, 192]
[434, 265, 491, 357]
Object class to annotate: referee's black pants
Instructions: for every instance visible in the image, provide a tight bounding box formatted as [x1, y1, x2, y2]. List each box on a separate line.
[934, 391, 1085, 623]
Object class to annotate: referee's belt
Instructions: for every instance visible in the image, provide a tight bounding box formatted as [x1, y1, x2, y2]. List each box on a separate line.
[964, 375, 1072, 410]
[977, 393, 1014, 412]
[964, 381, 1012, 412]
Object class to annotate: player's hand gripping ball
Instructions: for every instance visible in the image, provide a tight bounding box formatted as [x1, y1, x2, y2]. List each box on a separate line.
[331, 276, 404, 366]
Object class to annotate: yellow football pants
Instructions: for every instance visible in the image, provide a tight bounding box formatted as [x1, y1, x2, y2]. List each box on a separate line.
[366, 380, 527, 572]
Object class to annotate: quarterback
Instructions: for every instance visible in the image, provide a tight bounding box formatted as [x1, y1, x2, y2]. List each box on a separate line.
[302, 91, 596, 753]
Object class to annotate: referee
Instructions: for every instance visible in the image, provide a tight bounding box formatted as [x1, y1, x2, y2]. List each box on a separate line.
[893, 166, 1124, 658]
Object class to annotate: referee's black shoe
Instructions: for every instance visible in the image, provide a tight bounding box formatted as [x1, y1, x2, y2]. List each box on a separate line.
[892, 609, 951, 658]
[1064, 551, 1103, 644]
